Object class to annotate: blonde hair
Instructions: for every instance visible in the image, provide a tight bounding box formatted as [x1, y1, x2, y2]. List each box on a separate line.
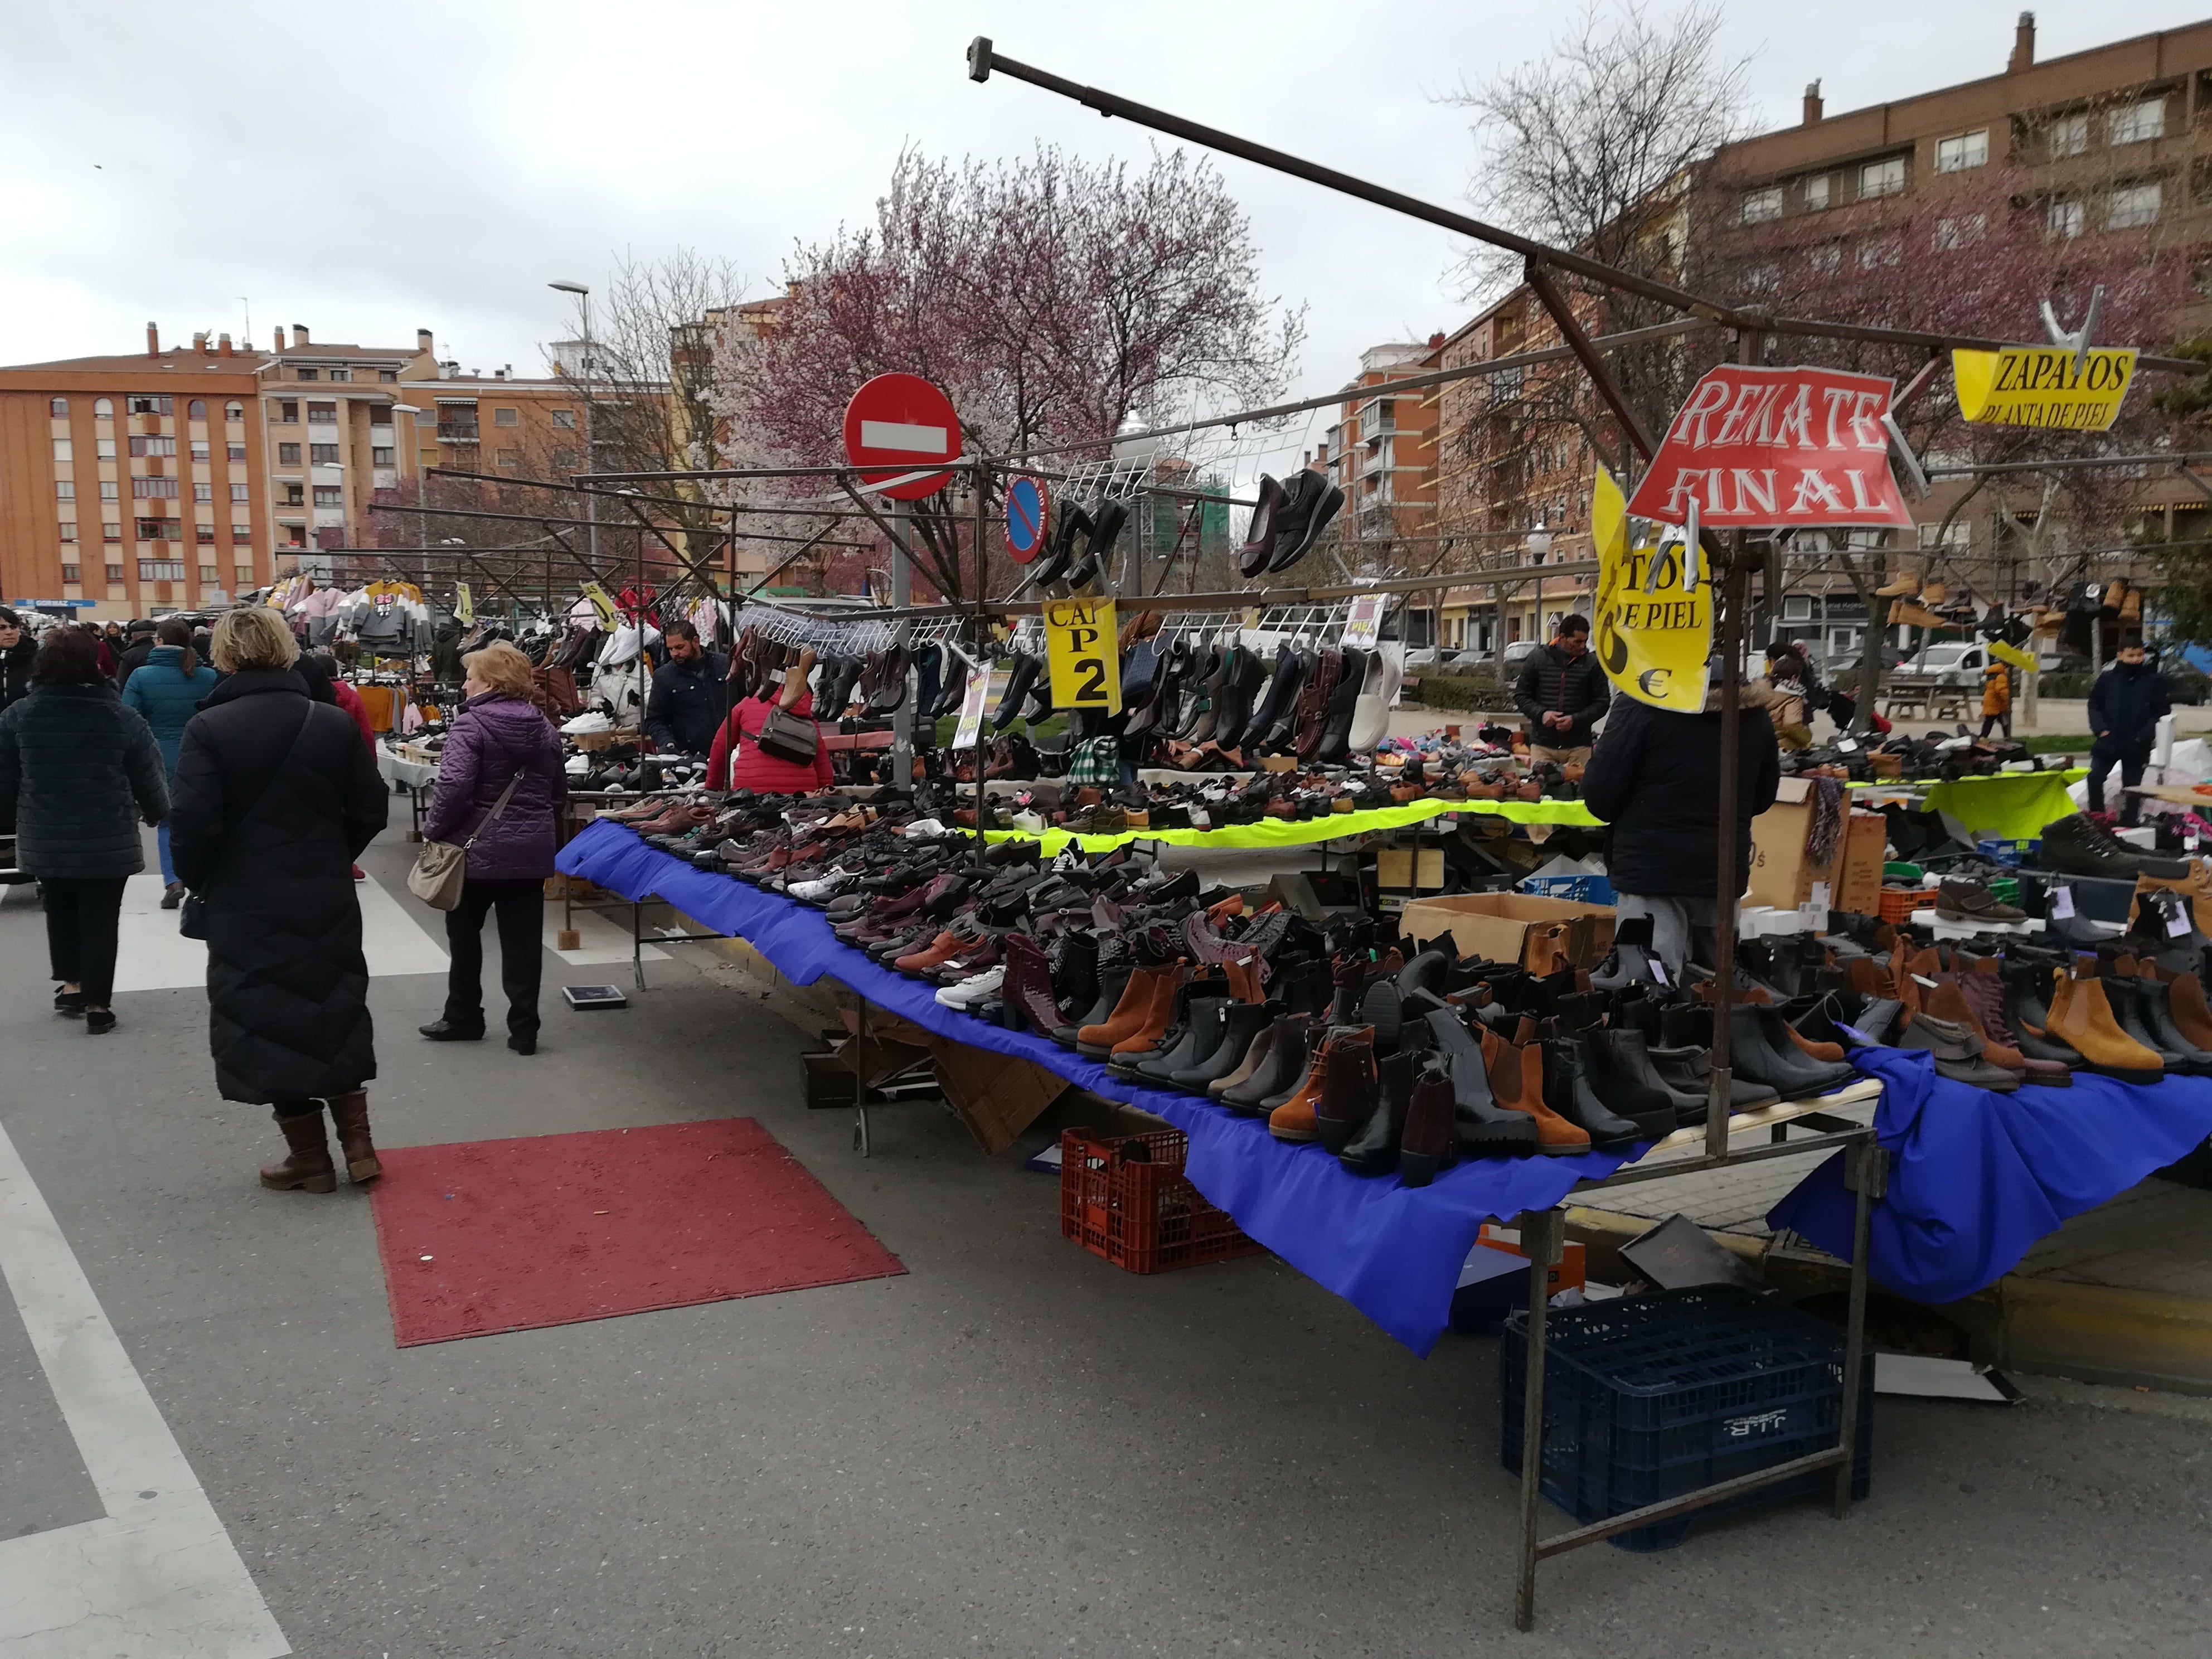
[464, 641, 536, 698]
[211, 607, 300, 673]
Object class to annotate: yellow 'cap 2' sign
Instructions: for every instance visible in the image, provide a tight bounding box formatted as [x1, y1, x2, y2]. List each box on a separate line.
[1044, 596, 1122, 715]
[1952, 346, 2137, 430]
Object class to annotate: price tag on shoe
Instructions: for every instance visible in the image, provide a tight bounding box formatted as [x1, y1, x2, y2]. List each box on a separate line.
[2049, 885, 2076, 920]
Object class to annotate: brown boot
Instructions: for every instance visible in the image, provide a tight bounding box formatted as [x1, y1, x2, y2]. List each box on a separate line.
[259, 1108, 336, 1193]
[2046, 969, 2164, 1084]
[2163, 969, 2212, 1050]
[326, 1090, 382, 1183]
[1874, 564, 1920, 599]
[1077, 964, 1170, 1058]
[1109, 964, 1187, 1057]
[1268, 1030, 1338, 1142]
[1481, 1026, 1590, 1154]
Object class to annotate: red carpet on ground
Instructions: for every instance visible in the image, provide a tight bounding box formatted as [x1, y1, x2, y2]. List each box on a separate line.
[367, 1117, 905, 1346]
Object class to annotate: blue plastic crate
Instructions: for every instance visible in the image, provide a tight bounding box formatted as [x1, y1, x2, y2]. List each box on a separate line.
[1975, 837, 2041, 867]
[1517, 872, 1617, 904]
[1500, 1284, 1873, 1551]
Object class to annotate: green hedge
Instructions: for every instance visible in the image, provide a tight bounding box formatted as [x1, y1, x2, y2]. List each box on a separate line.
[1405, 672, 1516, 711]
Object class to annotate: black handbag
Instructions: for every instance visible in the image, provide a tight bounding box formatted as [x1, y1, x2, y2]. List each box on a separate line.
[755, 702, 819, 767]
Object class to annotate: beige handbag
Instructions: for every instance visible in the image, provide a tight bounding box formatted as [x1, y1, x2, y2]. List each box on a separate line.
[407, 772, 522, 910]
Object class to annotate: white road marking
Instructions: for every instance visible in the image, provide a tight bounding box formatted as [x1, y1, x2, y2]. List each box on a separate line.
[110, 870, 448, 993]
[0, 1120, 289, 1657]
[547, 907, 670, 968]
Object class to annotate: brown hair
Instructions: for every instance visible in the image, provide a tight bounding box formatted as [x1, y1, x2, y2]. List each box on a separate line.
[30, 627, 104, 686]
[463, 640, 536, 698]
[156, 617, 198, 677]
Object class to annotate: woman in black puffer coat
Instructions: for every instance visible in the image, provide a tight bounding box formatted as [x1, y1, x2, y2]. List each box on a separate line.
[0, 625, 168, 1031]
[171, 608, 389, 1195]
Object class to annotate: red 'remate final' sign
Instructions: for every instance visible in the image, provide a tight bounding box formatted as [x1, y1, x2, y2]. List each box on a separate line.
[1626, 364, 1913, 530]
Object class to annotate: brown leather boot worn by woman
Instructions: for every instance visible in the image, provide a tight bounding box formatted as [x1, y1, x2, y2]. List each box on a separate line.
[260, 1107, 337, 1193]
[326, 1090, 382, 1182]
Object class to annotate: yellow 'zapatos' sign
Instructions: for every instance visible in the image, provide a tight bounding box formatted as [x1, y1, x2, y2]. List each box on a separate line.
[1951, 346, 2137, 430]
[1988, 638, 2038, 672]
[1044, 595, 1122, 715]
[1592, 467, 1711, 714]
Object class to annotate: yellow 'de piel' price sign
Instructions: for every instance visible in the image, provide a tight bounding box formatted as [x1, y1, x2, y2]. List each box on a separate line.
[1951, 346, 2138, 431]
[1044, 596, 1122, 716]
[1592, 466, 1711, 713]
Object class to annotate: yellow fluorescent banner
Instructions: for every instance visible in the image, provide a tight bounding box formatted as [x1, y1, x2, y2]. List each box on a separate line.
[1952, 346, 2137, 430]
[1592, 465, 1712, 714]
[1044, 595, 1123, 715]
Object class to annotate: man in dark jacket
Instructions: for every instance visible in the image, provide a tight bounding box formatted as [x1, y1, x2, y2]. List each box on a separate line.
[1513, 614, 1611, 764]
[0, 608, 37, 714]
[113, 620, 158, 690]
[644, 621, 729, 755]
[1582, 683, 1782, 978]
[2085, 639, 2172, 825]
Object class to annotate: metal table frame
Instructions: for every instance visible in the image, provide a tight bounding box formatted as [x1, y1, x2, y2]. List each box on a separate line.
[1508, 1116, 1884, 1629]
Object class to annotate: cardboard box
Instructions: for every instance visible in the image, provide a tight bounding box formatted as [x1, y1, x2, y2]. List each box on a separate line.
[1375, 845, 1447, 891]
[925, 1039, 1070, 1156]
[1398, 891, 1616, 971]
[836, 1008, 935, 1089]
[1748, 781, 1884, 913]
[1835, 809, 1887, 916]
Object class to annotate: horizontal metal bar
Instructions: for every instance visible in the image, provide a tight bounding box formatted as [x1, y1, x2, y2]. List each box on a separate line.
[993, 318, 1725, 465]
[972, 42, 2204, 377]
[1531, 1445, 1850, 1558]
[1927, 450, 2212, 477]
[1575, 1125, 1873, 1193]
[423, 467, 875, 521]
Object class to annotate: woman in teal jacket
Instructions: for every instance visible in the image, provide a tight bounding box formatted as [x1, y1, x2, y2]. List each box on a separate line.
[121, 618, 219, 905]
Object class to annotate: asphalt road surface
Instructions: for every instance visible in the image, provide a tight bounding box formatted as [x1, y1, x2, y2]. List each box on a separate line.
[2, 827, 2208, 1657]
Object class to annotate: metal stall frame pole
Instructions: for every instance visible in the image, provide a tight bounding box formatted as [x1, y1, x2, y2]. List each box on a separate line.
[1511, 1205, 1564, 1631]
[891, 498, 914, 789]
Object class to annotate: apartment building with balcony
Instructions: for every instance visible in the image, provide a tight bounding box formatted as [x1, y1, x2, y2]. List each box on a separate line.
[1428, 295, 1604, 656]
[0, 328, 275, 617]
[1322, 339, 1443, 566]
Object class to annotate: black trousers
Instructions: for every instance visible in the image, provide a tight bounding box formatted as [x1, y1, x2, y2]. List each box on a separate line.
[43, 877, 127, 1006]
[2086, 741, 2149, 824]
[442, 876, 544, 1035]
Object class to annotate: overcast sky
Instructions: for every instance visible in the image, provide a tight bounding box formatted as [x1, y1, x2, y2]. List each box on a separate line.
[4, 0, 2204, 452]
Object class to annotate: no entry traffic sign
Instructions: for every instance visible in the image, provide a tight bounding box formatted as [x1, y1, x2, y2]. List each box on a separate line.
[842, 373, 961, 501]
[1004, 475, 1050, 562]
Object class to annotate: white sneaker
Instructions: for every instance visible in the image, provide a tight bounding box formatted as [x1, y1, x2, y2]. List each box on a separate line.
[787, 869, 857, 901]
[904, 818, 949, 839]
[1011, 809, 1046, 833]
[561, 711, 613, 734]
[934, 965, 1005, 1008]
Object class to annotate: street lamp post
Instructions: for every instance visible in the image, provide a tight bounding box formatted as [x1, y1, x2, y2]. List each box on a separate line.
[548, 281, 600, 579]
[390, 402, 429, 594]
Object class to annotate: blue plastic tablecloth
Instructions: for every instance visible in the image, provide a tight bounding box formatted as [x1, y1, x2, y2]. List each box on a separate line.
[557, 816, 1645, 1355]
[1768, 1046, 2212, 1305]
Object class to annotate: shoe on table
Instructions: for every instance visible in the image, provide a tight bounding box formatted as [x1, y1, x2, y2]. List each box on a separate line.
[1935, 877, 2024, 925]
[161, 882, 186, 910]
[935, 966, 1005, 1010]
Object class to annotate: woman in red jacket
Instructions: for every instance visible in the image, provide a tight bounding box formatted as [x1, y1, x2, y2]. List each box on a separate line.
[707, 647, 833, 793]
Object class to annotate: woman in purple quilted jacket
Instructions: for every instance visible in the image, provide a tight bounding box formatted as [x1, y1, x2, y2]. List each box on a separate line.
[416, 642, 568, 1054]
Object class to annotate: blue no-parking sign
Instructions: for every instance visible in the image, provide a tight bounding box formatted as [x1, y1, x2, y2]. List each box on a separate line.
[1004, 475, 1050, 563]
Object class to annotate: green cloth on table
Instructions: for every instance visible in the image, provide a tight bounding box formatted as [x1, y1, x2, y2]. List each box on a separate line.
[983, 794, 1603, 855]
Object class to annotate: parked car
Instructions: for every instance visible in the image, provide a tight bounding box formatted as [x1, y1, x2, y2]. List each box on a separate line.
[2160, 658, 2210, 706]
[1401, 646, 1445, 672]
[1502, 639, 1542, 671]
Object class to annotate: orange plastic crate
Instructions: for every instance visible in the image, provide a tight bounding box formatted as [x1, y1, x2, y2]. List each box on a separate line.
[1059, 1128, 1264, 1274]
[1878, 887, 1922, 924]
